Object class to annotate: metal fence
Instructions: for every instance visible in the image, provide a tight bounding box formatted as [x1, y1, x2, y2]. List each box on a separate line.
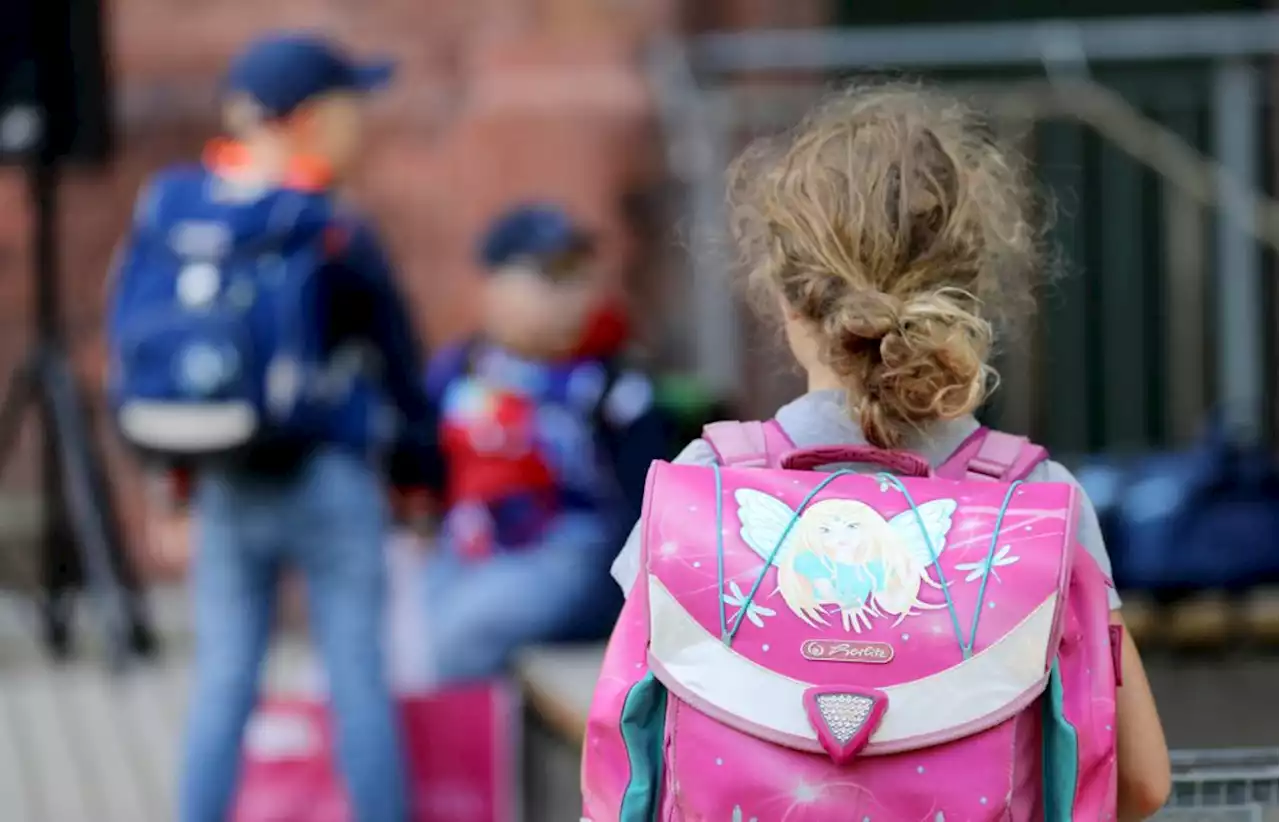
[1161, 748, 1279, 821]
[648, 11, 1278, 457]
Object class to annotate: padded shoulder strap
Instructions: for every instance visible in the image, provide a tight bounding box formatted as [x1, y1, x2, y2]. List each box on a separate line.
[703, 421, 769, 468]
[130, 166, 195, 235]
[702, 420, 794, 468]
[939, 428, 1048, 482]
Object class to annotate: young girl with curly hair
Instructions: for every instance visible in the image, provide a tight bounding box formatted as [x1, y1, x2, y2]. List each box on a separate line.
[610, 81, 1171, 820]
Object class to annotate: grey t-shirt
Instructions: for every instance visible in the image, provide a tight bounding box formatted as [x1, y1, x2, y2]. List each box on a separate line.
[610, 389, 1121, 609]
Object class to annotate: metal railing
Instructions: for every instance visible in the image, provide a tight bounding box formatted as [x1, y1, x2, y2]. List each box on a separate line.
[694, 13, 1276, 73]
[644, 36, 742, 400]
[1161, 748, 1279, 820]
[648, 11, 1278, 454]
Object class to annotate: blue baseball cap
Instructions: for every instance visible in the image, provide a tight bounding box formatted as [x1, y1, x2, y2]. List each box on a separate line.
[478, 204, 595, 270]
[224, 33, 396, 118]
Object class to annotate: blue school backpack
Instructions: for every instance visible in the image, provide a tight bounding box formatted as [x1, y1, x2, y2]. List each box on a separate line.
[106, 166, 351, 462]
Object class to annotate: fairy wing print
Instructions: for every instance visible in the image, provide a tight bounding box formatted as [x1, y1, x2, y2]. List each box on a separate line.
[887, 499, 958, 586]
[734, 488, 803, 567]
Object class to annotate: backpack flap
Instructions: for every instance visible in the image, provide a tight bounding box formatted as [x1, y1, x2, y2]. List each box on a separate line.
[641, 461, 1079, 761]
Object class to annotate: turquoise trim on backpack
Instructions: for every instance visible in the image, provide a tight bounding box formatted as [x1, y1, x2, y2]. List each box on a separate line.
[619, 673, 668, 822]
[1041, 661, 1079, 821]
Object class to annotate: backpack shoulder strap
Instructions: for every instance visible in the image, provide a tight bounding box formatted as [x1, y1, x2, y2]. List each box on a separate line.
[939, 428, 1048, 482]
[702, 421, 769, 467]
[130, 165, 201, 236]
[702, 420, 794, 468]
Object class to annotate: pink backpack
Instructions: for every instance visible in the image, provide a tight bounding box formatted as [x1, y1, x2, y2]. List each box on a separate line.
[582, 420, 1121, 822]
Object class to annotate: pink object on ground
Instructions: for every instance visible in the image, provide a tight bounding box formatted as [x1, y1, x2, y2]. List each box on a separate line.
[581, 421, 1118, 822]
[234, 685, 518, 822]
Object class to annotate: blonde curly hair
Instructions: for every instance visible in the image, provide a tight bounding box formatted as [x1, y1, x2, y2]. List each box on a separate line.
[728, 81, 1047, 449]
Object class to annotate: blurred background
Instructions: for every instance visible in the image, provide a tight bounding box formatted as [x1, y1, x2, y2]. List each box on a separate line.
[0, 0, 1276, 820]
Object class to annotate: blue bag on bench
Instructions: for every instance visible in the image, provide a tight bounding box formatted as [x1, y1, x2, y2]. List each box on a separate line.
[1076, 424, 1278, 594]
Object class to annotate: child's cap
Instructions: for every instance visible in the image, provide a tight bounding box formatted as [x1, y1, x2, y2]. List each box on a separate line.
[223, 32, 396, 119]
[478, 204, 595, 271]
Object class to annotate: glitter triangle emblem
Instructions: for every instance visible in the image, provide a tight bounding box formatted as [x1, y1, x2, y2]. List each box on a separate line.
[802, 687, 887, 765]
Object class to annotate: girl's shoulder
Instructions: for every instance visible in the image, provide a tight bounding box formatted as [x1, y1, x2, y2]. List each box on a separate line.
[671, 437, 720, 467]
[1024, 458, 1075, 484]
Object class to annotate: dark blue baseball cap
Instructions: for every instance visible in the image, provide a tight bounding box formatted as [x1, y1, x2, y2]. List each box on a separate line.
[479, 204, 595, 270]
[224, 33, 396, 118]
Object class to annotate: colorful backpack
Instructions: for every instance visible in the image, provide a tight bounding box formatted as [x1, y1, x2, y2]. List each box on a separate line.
[582, 420, 1121, 822]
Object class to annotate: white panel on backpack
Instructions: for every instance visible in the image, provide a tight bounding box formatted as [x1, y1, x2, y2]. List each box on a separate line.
[647, 575, 1056, 753]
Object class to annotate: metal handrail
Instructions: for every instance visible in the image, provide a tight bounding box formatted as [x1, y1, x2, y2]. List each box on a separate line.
[650, 17, 1276, 440]
[643, 35, 742, 396]
[705, 73, 1279, 251]
[695, 12, 1278, 73]
[979, 79, 1279, 251]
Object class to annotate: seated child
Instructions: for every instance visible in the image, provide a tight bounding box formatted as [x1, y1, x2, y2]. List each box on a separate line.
[423, 203, 667, 683]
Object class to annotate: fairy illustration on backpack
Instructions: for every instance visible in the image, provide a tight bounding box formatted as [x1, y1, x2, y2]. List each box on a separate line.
[734, 489, 959, 632]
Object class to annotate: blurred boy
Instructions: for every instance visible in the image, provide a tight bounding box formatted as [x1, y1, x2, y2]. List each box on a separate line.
[107, 33, 440, 822]
[424, 204, 666, 683]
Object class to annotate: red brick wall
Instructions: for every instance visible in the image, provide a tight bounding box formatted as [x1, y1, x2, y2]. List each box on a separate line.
[685, 0, 830, 31]
[0, 0, 669, 579]
[0, 0, 839, 581]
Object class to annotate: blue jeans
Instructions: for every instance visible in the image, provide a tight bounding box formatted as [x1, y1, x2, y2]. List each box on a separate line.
[180, 448, 407, 822]
[424, 512, 621, 684]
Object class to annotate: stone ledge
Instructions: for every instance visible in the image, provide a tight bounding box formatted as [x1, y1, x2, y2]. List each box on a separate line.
[514, 643, 603, 745]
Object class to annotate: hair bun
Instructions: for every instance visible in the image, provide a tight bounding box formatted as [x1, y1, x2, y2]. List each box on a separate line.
[835, 291, 903, 341]
[858, 291, 994, 445]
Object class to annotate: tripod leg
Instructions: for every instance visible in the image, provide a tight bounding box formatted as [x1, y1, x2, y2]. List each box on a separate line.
[39, 383, 81, 660]
[79, 390, 158, 658]
[0, 361, 76, 657]
[0, 360, 75, 656]
[40, 352, 140, 670]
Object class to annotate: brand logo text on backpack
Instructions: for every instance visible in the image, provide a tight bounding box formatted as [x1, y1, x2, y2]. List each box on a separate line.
[801, 639, 895, 663]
